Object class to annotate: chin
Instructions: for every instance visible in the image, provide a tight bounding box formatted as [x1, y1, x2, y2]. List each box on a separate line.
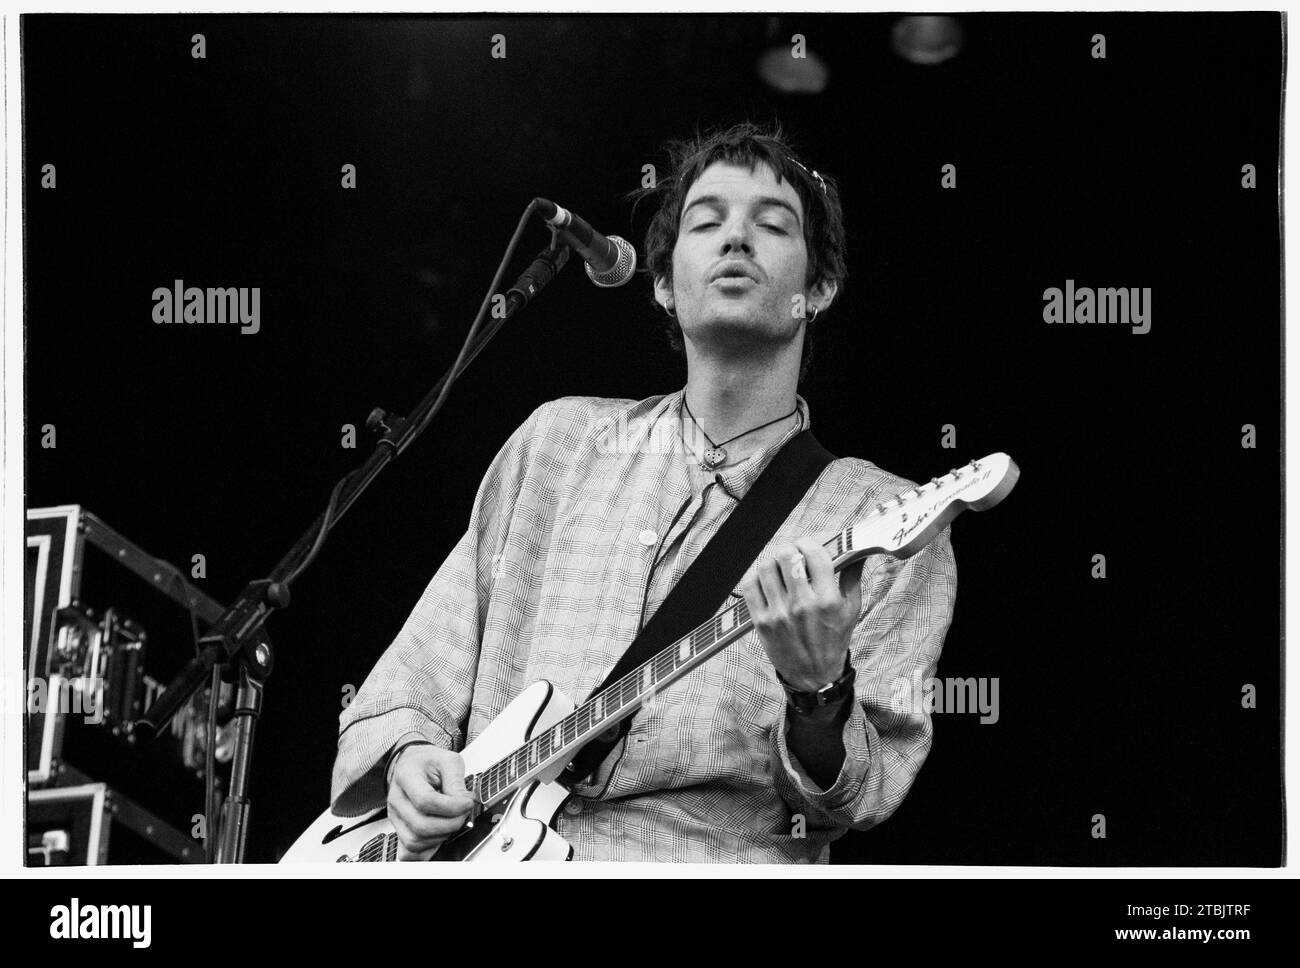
[685, 312, 785, 353]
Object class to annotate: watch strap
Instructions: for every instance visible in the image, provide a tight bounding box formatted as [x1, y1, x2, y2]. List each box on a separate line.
[776, 653, 856, 715]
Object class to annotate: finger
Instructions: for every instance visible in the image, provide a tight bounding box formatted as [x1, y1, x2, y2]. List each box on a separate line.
[428, 750, 469, 798]
[774, 551, 813, 603]
[405, 810, 469, 842]
[388, 791, 444, 853]
[794, 537, 836, 597]
[391, 782, 470, 841]
[394, 757, 474, 817]
[397, 749, 475, 815]
[768, 543, 806, 591]
[755, 560, 786, 610]
[788, 553, 808, 584]
[838, 558, 866, 610]
[388, 809, 419, 855]
[401, 773, 475, 818]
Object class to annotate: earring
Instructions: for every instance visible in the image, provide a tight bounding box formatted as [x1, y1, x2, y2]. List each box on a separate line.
[809, 305, 820, 323]
[665, 303, 677, 319]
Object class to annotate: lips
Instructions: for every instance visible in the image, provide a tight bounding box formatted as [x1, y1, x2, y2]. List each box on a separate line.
[709, 262, 760, 284]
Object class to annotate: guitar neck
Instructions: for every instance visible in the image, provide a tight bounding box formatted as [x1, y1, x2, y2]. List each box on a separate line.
[468, 527, 856, 811]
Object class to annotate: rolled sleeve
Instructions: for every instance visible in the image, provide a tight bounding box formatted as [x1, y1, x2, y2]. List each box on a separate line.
[772, 699, 874, 812]
[328, 403, 549, 816]
[331, 710, 457, 817]
[771, 524, 957, 833]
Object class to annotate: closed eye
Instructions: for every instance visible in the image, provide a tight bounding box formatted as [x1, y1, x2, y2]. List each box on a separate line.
[690, 222, 786, 234]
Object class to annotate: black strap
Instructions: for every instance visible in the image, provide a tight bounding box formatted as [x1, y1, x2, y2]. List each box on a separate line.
[562, 428, 836, 783]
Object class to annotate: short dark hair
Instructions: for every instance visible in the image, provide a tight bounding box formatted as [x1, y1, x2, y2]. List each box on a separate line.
[637, 121, 848, 383]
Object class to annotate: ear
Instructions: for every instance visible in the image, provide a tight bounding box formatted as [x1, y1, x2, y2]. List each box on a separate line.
[653, 274, 674, 312]
[808, 279, 838, 316]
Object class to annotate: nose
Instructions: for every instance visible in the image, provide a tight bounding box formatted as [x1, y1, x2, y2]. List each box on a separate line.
[719, 218, 754, 257]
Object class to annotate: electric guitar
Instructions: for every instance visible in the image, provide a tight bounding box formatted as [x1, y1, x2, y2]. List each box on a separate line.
[282, 452, 1020, 863]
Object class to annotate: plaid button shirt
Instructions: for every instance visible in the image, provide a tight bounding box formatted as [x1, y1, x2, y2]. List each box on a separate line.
[331, 389, 957, 863]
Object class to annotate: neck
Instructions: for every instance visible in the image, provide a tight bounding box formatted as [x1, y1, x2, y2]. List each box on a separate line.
[682, 346, 801, 446]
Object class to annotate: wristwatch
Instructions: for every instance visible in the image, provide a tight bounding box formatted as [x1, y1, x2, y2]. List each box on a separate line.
[775, 653, 856, 715]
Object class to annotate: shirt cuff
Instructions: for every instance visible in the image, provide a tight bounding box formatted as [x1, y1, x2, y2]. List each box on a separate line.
[771, 697, 873, 814]
[331, 707, 454, 817]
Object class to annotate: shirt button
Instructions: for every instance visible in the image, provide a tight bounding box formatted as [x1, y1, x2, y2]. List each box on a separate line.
[564, 798, 584, 816]
[638, 529, 657, 547]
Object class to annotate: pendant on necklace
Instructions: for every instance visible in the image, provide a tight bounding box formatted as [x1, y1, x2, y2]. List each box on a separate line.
[701, 447, 727, 470]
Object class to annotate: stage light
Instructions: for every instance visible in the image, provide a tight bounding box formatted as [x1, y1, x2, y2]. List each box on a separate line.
[756, 43, 829, 94]
[891, 16, 965, 66]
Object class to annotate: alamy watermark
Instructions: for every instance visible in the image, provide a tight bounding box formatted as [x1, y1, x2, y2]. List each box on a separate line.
[49, 899, 151, 948]
[6, 675, 104, 725]
[152, 280, 261, 334]
[1043, 280, 1151, 334]
[592, 412, 746, 456]
[890, 671, 1000, 724]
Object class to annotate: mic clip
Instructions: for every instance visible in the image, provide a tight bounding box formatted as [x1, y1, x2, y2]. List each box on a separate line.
[505, 238, 571, 311]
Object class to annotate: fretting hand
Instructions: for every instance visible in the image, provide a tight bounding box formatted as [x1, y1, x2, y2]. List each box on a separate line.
[741, 536, 864, 692]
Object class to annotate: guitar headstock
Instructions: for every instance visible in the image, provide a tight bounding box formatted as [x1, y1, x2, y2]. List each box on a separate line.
[841, 453, 1019, 563]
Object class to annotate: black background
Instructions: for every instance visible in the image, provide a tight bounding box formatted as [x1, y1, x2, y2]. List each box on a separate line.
[22, 13, 1283, 865]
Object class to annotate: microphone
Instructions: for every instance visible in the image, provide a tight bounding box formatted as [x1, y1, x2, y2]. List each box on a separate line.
[535, 198, 637, 288]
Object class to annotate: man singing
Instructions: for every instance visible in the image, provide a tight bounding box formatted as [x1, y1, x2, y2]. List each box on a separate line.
[329, 122, 957, 863]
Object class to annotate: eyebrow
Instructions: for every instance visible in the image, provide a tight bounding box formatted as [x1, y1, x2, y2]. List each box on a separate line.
[681, 194, 803, 225]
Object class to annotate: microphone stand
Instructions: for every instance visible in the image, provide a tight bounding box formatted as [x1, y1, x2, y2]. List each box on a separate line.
[134, 202, 571, 862]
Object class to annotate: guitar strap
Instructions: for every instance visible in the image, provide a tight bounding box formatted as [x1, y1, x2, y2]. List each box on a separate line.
[561, 428, 836, 784]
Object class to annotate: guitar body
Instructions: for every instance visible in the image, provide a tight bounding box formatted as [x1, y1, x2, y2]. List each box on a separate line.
[282, 681, 576, 863]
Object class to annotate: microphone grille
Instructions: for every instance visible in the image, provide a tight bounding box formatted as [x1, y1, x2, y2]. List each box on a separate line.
[585, 236, 637, 288]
